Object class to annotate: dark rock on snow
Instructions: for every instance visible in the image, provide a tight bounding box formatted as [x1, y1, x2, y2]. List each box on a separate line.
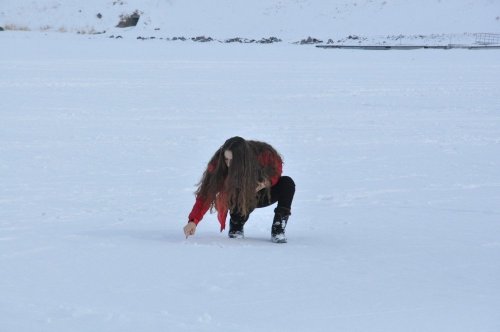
[299, 36, 323, 44]
[116, 10, 141, 28]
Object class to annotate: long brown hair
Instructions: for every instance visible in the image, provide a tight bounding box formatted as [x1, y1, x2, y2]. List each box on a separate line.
[195, 137, 279, 217]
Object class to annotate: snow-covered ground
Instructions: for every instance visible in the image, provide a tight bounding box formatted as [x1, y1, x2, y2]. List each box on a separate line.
[1, 31, 500, 331]
[1, 1, 500, 330]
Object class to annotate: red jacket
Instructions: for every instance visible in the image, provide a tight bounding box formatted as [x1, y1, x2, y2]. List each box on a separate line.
[188, 150, 283, 231]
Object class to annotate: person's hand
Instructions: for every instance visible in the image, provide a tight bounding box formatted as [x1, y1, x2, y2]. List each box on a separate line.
[256, 179, 271, 192]
[184, 221, 197, 238]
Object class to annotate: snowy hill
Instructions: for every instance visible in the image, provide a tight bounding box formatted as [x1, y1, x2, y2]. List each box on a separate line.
[1, 0, 499, 40]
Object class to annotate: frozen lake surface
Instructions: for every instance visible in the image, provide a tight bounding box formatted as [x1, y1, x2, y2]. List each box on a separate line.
[1, 33, 500, 331]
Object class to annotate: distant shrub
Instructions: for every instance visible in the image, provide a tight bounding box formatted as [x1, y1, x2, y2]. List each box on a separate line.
[76, 27, 105, 35]
[257, 36, 282, 44]
[3, 24, 31, 31]
[298, 36, 323, 44]
[192, 36, 213, 42]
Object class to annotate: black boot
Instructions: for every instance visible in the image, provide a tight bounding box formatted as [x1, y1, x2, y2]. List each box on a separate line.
[271, 207, 290, 243]
[228, 218, 245, 239]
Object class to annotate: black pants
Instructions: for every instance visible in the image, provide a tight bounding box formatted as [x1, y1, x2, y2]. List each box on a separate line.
[230, 176, 295, 223]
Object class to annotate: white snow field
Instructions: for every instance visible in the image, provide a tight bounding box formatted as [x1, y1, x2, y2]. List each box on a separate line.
[1, 31, 500, 331]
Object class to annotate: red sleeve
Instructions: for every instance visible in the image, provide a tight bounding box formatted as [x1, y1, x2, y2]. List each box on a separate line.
[270, 159, 283, 186]
[188, 196, 210, 225]
[188, 160, 217, 224]
[258, 151, 283, 186]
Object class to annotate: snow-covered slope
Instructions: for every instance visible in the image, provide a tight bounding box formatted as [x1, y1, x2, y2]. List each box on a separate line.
[1, 0, 499, 40]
